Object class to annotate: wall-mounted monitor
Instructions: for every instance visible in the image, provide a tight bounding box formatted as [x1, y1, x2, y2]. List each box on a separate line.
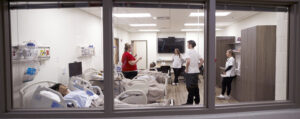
[158, 37, 185, 53]
[69, 62, 82, 77]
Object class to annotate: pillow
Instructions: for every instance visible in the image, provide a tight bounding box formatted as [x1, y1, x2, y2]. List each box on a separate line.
[40, 90, 61, 102]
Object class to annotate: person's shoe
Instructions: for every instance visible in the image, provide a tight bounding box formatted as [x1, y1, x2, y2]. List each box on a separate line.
[225, 95, 231, 100]
[176, 83, 179, 85]
[172, 83, 176, 86]
[217, 95, 225, 99]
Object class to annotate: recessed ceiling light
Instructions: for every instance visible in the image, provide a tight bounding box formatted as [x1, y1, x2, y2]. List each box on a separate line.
[189, 12, 204, 17]
[184, 23, 232, 27]
[189, 12, 231, 17]
[129, 24, 157, 27]
[216, 12, 231, 16]
[113, 13, 151, 18]
[181, 29, 203, 31]
[139, 29, 160, 32]
[184, 23, 204, 26]
[181, 28, 222, 31]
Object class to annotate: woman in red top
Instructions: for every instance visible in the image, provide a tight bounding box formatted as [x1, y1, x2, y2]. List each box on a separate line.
[121, 43, 142, 79]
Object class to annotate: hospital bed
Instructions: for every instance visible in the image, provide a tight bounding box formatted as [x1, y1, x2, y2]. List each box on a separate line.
[20, 79, 150, 108]
[20, 81, 79, 108]
[68, 76, 102, 95]
[69, 76, 168, 105]
[136, 70, 169, 95]
[116, 71, 168, 103]
[132, 75, 167, 103]
[70, 76, 148, 104]
[83, 68, 103, 81]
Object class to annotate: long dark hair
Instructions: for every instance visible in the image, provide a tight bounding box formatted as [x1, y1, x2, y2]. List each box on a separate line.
[50, 83, 62, 91]
[174, 48, 181, 58]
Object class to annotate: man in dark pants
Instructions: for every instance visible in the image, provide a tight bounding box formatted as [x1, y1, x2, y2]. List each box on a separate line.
[184, 40, 204, 105]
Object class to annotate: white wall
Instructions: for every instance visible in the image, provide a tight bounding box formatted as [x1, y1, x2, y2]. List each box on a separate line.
[129, 32, 158, 67]
[216, 12, 288, 100]
[10, 8, 103, 108]
[113, 27, 130, 63]
[127, 32, 204, 67]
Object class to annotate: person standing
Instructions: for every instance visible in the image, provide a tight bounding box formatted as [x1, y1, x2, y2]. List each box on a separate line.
[121, 43, 142, 79]
[172, 48, 183, 86]
[184, 40, 204, 105]
[217, 49, 236, 99]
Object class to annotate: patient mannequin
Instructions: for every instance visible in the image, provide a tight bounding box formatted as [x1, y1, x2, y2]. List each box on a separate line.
[50, 83, 101, 108]
[149, 62, 157, 71]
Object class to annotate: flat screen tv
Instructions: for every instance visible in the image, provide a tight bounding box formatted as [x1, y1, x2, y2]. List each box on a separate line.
[69, 62, 82, 77]
[158, 37, 185, 53]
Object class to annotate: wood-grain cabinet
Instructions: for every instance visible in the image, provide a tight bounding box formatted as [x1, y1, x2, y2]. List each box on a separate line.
[231, 25, 276, 102]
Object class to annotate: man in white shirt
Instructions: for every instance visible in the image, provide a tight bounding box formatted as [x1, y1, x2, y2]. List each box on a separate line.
[184, 40, 204, 105]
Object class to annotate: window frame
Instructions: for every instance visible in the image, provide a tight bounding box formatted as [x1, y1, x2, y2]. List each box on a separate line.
[0, 0, 299, 118]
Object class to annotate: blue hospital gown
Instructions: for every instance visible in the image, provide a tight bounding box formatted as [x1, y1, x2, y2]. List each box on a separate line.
[63, 90, 92, 108]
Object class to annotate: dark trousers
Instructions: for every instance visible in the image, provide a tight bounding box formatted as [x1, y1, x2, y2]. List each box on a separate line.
[221, 77, 234, 95]
[173, 68, 181, 83]
[122, 71, 138, 79]
[185, 73, 200, 104]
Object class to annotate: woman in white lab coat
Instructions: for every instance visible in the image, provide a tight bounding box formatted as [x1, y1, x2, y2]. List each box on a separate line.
[217, 49, 236, 99]
[172, 48, 184, 85]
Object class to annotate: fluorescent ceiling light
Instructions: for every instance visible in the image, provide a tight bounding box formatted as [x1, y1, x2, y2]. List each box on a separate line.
[130, 24, 157, 27]
[139, 29, 160, 32]
[216, 28, 222, 31]
[189, 12, 231, 17]
[181, 28, 222, 31]
[181, 29, 203, 31]
[216, 12, 231, 16]
[189, 12, 204, 17]
[113, 13, 151, 18]
[184, 23, 204, 26]
[185, 23, 231, 27]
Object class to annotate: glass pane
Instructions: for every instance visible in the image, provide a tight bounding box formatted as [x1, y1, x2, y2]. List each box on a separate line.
[214, 8, 289, 105]
[112, 2, 206, 109]
[10, 1, 104, 109]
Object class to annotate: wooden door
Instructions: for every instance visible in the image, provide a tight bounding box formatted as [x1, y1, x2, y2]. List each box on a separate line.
[113, 38, 119, 64]
[132, 40, 147, 70]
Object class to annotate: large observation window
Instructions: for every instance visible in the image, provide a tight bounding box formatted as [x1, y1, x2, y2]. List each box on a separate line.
[112, 2, 207, 109]
[0, 0, 297, 118]
[10, 1, 104, 110]
[214, 6, 289, 105]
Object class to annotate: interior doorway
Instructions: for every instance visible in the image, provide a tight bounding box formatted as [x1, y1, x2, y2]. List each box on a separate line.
[113, 38, 119, 65]
[131, 40, 148, 70]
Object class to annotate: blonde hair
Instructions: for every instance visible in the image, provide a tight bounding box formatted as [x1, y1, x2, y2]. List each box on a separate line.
[124, 43, 131, 52]
[227, 49, 235, 58]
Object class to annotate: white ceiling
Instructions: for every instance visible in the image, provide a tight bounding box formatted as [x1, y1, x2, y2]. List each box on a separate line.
[81, 7, 258, 33]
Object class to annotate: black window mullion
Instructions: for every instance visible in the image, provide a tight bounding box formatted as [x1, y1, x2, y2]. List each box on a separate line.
[0, 0, 7, 114]
[205, 0, 216, 110]
[292, 2, 300, 106]
[103, 0, 114, 114]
